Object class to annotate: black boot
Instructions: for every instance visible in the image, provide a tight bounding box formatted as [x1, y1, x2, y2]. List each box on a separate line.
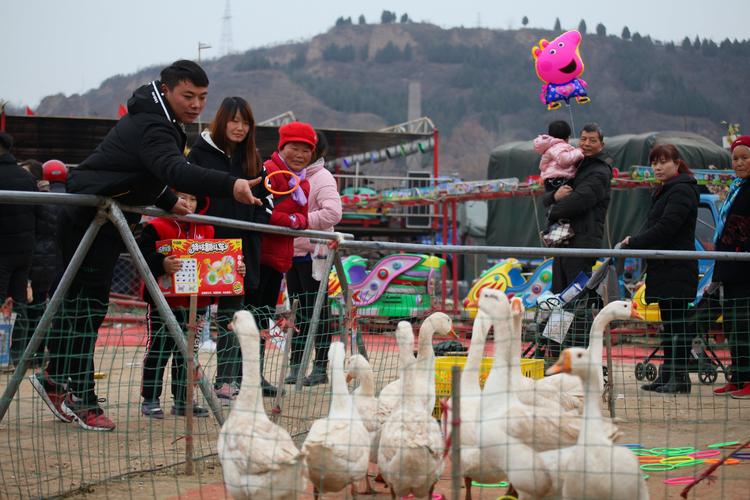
[302, 362, 328, 387]
[655, 372, 691, 394]
[641, 364, 670, 391]
[284, 365, 300, 385]
[259, 337, 285, 397]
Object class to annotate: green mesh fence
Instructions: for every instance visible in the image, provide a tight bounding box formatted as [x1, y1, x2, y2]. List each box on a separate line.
[2, 249, 750, 498]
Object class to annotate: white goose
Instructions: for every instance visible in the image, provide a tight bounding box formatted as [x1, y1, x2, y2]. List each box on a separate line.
[548, 347, 649, 500]
[218, 310, 306, 500]
[377, 357, 445, 499]
[302, 342, 369, 499]
[345, 354, 380, 493]
[374, 321, 416, 427]
[478, 289, 562, 499]
[414, 312, 454, 413]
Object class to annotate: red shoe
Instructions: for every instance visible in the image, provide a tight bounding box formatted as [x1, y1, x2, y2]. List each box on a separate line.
[730, 384, 750, 400]
[713, 383, 739, 395]
[62, 395, 116, 431]
[29, 372, 72, 423]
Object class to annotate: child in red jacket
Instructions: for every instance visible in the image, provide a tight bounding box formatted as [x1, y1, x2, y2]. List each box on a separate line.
[248, 123, 314, 382]
[138, 191, 228, 418]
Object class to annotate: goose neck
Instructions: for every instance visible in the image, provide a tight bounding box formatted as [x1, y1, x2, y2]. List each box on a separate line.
[234, 333, 266, 416]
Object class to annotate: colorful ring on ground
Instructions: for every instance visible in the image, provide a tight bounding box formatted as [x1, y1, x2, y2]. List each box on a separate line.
[495, 497, 518, 500]
[733, 452, 750, 460]
[703, 458, 741, 465]
[642, 474, 650, 480]
[707, 441, 739, 449]
[633, 449, 661, 456]
[661, 456, 696, 464]
[622, 444, 643, 448]
[638, 456, 666, 463]
[663, 476, 696, 485]
[263, 169, 300, 196]
[663, 447, 697, 456]
[471, 481, 509, 488]
[689, 450, 721, 459]
[672, 459, 704, 469]
[640, 463, 675, 471]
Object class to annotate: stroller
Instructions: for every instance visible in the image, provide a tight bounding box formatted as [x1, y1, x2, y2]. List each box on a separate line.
[524, 258, 618, 364]
[633, 281, 728, 385]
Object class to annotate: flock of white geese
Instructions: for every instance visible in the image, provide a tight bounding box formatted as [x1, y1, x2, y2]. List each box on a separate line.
[218, 289, 649, 499]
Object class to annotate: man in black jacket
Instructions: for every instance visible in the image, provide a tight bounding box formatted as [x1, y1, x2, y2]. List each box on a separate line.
[543, 123, 613, 293]
[0, 133, 38, 368]
[30, 60, 262, 431]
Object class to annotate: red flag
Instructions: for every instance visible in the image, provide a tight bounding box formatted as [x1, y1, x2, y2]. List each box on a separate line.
[25, 106, 35, 116]
[118, 103, 127, 118]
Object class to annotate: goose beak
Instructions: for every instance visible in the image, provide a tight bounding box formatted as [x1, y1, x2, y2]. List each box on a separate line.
[547, 350, 572, 375]
[346, 373, 353, 384]
[630, 304, 644, 321]
[227, 322, 234, 332]
[511, 297, 524, 314]
[447, 328, 458, 338]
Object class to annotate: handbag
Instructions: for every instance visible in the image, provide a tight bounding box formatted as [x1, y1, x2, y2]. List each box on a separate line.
[541, 219, 575, 247]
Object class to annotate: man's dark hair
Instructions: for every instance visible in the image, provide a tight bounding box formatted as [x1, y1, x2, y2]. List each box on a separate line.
[581, 123, 604, 142]
[314, 130, 329, 162]
[548, 120, 572, 140]
[0, 132, 13, 153]
[160, 60, 209, 89]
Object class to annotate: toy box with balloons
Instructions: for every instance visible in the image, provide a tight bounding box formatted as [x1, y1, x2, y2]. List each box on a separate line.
[156, 239, 244, 297]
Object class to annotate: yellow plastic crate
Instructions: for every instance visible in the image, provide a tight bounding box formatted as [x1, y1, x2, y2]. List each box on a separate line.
[433, 356, 545, 417]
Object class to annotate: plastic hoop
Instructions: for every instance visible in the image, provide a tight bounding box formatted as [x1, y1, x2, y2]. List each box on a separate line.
[471, 481, 509, 488]
[707, 441, 739, 449]
[264, 169, 300, 196]
[663, 476, 696, 485]
[640, 463, 675, 471]
[689, 450, 721, 459]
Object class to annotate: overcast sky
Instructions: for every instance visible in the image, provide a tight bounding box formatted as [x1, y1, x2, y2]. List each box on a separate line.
[4, 0, 748, 107]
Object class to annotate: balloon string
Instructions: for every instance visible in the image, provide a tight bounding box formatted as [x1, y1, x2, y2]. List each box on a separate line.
[567, 103, 576, 136]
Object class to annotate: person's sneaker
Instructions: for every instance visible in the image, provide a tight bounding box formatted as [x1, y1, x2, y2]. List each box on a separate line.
[29, 371, 72, 423]
[62, 395, 116, 431]
[730, 384, 750, 400]
[141, 400, 164, 419]
[713, 383, 739, 395]
[302, 371, 329, 387]
[171, 403, 210, 417]
[215, 383, 236, 405]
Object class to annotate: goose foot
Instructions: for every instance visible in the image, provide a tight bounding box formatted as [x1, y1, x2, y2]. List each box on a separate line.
[464, 476, 473, 500]
[362, 474, 378, 494]
[506, 483, 518, 499]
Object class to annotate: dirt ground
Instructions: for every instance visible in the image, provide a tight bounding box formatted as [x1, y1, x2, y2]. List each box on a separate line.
[1, 337, 749, 499]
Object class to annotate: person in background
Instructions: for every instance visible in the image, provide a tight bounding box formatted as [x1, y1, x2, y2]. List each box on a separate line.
[620, 144, 699, 394]
[711, 136, 750, 399]
[29, 60, 262, 432]
[543, 123, 613, 294]
[186, 96, 276, 401]
[0, 134, 37, 369]
[138, 191, 224, 418]
[284, 131, 342, 386]
[533, 120, 584, 193]
[250, 121, 313, 386]
[18, 160, 59, 367]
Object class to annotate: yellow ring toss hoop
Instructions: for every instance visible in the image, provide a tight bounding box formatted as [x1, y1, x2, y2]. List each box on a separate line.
[264, 169, 301, 196]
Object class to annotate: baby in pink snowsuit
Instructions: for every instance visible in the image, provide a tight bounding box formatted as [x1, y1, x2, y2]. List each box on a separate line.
[533, 120, 584, 192]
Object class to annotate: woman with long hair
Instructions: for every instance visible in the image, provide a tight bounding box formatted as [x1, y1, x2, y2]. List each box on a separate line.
[187, 97, 280, 400]
[620, 144, 699, 394]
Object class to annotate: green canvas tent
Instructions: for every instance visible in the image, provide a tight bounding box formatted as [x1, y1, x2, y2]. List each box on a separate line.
[486, 131, 731, 248]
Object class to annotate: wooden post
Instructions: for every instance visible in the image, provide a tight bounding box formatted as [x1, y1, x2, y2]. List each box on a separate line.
[185, 294, 198, 475]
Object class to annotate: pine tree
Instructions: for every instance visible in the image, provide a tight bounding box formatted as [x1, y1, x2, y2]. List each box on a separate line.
[554, 18, 561, 31]
[596, 23, 606, 36]
[522, 16, 529, 27]
[578, 19, 587, 35]
[681, 36, 692, 49]
[400, 13, 410, 23]
[621, 26, 631, 40]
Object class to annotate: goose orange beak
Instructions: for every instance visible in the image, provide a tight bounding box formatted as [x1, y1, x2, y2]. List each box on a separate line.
[630, 304, 644, 321]
[447, 328, 458, 338]
[346, 373, 353, 384]
[546, 350, 572, 375]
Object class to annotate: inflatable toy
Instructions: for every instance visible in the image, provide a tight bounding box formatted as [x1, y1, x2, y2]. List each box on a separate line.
[329, 254, 445, 317]
[531, 30, 590, 110]
[463, 258, 553, 317]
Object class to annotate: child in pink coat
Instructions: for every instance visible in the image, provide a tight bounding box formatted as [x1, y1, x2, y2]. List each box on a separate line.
[533, 120, 584, 192]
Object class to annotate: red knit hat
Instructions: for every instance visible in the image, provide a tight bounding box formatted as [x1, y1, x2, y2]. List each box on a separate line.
[731, 135, 750, 152]
[278, 121, 317, 150]
[42, 159, 68, 183]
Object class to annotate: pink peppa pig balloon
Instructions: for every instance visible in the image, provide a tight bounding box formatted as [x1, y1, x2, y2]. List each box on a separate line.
[531, 30, 591, 110]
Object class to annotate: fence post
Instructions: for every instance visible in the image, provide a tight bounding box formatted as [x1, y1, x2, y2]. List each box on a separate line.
[107, 203, 225, 425]
[295, 249, 337, 391]
[272, 299, 298, 422]
[450, 365, 461, 500]
[0, 209, 105, 423]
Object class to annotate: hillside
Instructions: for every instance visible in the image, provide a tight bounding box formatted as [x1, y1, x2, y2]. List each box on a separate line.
[33, 23, 750, 179]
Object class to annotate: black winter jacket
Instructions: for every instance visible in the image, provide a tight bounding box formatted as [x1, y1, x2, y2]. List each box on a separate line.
[187, 131, 272, 291]
[0, 153, 38, 256]
[29, 203, 60, 290]
[543, 152, 613, 248]
[68, 81, 238, 213]
[628, 173, 699, 301]
[714, 181, 750, 287]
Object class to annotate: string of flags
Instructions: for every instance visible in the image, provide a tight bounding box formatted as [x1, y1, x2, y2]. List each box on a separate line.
[331, 136, 435, 169]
